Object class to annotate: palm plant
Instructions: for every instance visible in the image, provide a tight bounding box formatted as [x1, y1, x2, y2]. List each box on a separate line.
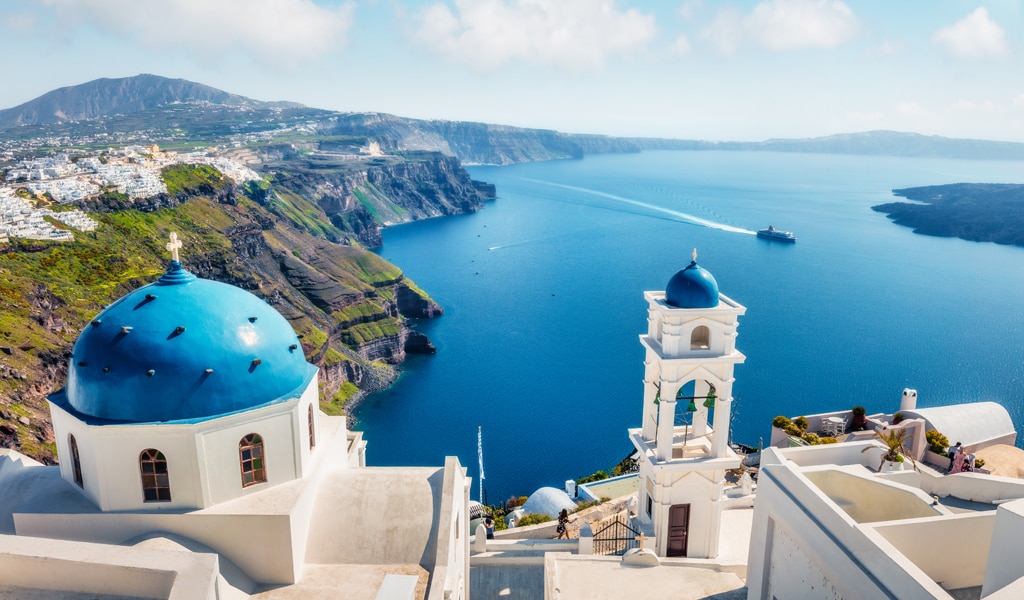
[862, 428, 917, 472]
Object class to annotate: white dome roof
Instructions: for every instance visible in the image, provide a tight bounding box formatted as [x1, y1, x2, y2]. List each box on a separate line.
[521, 486, 576, 518]
[906, 402, 1016, 448]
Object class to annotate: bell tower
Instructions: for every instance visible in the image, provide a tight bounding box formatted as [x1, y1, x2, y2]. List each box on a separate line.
[628, 250, 746, 558]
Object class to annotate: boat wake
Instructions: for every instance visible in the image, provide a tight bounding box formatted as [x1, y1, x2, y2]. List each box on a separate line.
[525, 179, 756, 235]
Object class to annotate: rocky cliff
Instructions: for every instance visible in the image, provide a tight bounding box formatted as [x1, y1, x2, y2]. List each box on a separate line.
[323, 113, 642, 165]
[258, 148, 495, 246]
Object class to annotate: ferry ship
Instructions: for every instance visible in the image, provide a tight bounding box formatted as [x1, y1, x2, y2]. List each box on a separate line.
[756, 225, 796, 242]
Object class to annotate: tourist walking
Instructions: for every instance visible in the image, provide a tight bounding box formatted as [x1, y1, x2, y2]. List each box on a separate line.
[556, 508, 576, 539]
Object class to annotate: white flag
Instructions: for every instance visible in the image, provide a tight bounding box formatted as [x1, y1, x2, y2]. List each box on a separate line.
[478, 425, 485, 480]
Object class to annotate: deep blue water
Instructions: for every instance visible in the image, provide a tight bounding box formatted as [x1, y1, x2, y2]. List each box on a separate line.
[356, 151, 1024, 503]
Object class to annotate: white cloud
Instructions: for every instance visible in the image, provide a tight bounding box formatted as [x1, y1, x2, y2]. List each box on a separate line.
[700, 0, 857, 55]
[672, 34, 692, 56]
[1014, 94, 1024, 108]
[699, 6, 745, 57]
[932, 7, 1009, 59]
[34, 0, 354, 68]
[411, 0, 656, 71]
[745, 0, 858, 50]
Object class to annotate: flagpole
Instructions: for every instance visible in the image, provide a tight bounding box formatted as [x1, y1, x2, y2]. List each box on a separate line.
[477, 425, 485, 504]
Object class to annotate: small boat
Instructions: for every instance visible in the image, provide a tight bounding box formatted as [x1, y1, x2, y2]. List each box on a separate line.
[756, 225, 796, 242]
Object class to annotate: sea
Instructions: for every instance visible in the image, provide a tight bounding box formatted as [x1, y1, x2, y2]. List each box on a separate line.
[355, 150, 1024, 504]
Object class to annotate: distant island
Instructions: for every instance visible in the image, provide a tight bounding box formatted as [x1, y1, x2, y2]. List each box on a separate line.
[873, 183, 1024, 246]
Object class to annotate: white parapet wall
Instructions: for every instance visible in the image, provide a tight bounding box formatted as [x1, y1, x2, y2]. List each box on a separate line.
[0, 533, 218, 599]
[983, 500, 1024, 598]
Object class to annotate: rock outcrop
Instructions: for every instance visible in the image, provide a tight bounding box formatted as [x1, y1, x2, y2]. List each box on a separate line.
[264, 150, 495, 247]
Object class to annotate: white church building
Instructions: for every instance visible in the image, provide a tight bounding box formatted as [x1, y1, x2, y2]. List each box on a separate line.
[0, 235, 471, 599]
[628, 250, 749, 559]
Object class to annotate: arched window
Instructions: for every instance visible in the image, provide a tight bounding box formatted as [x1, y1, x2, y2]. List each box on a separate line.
[690, 326, 710, 350]
[308, 404, 316, 451]
[68, 434, 83, 488]
[239, 434, 267, 487]
[139, 449, 171, 502]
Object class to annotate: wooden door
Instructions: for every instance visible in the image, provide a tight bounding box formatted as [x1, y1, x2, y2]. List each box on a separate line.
[667, 503, 690, 557]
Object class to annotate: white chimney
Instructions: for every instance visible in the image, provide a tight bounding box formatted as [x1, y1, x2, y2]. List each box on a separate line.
[565, 480, 577, 498]
[901, 388, 918, 412]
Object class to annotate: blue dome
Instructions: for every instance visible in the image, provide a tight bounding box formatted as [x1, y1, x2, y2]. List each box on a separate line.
[665, 260, 720, 308]
[63, 262, 315, 423]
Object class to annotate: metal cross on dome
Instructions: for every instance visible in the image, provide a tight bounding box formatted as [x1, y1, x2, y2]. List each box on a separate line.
[166, 232, 183, 262]
[692, 248, 698, 262]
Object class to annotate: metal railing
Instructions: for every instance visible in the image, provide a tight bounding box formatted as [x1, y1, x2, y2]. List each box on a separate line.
[592, 517, 641, 556]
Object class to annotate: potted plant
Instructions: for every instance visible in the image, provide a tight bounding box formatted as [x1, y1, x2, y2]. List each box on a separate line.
[850, 405, 868, 431]
[862, 428, 917, 472]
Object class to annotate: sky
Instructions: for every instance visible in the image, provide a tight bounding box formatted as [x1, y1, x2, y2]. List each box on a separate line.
[1, 0, 1023, 142]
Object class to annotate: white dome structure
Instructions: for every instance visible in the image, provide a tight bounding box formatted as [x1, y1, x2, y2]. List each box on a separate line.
[521, 486, 577, 518]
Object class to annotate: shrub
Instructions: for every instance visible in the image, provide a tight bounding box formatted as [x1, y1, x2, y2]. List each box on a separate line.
[772, 415, 792, 429]
[516, 513, 553, 527]
[783, 423, 803, 436]
[851, 406, 866, 417]
[893, 412, 904, 424]
[505, 496, 527, 509]
[577, 470, 609, 485]
[574, 498, 607, 511]
[925, 429, 950, 455]
[793, 416, 809, 432]
[976, 458, 986, 468]
[802, 432, 838, 445]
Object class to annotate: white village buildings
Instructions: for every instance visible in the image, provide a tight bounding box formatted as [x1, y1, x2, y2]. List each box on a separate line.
[0, 145, 260, 243]
[2, 241, 1024, 598]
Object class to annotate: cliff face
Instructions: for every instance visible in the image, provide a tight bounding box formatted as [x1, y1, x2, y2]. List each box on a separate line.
[318, 113, 652, 165]
[264, 150, 495, 246]
[325, 113, 584, 165]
